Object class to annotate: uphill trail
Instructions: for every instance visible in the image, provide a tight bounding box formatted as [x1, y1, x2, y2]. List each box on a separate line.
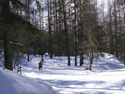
[22, 55, 125, 94]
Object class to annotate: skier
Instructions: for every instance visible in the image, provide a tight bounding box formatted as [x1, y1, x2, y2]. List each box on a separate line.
[39, 59, 43, 71]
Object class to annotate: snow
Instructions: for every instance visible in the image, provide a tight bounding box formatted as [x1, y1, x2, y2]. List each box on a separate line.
[0, 54, 4, 68]
[21, 53, 125, 94]
[0, 68, 57, 94]
[0, 53, 125, 94]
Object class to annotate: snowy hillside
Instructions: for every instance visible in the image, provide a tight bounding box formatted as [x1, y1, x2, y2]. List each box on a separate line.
[83, 53, 124, 71]
[21, 53, 125, 94]
[0, 53, 125, 94]
[0, 68, 57, 94]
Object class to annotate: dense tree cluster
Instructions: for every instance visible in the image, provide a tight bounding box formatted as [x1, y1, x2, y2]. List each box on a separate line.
[105, 0, 125, 64]
[0, 0, 47, 70]
[0, 0, 125, 70]
[46, 0, 125, 68]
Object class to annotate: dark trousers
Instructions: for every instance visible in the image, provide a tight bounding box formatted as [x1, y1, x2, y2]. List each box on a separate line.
[39, 66, 42, 71]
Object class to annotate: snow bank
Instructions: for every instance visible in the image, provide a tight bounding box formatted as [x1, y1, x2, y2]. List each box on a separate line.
[92, 53, 124, 71]
[0, 68, 57, 94]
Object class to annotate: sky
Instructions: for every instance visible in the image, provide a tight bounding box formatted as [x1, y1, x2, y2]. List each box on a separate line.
[97, 0, 109, 12]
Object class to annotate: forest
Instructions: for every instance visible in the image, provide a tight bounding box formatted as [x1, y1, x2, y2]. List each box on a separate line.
[0, 0, 125, 70]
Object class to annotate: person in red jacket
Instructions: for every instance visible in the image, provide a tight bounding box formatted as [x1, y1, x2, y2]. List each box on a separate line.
[39, 60, 43, 71]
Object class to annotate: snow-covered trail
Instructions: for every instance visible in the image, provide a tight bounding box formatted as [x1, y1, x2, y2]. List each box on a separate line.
[22, 56, 125, 94]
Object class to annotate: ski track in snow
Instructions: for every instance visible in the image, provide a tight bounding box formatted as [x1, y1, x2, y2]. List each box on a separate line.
[22, 55, 125, 94]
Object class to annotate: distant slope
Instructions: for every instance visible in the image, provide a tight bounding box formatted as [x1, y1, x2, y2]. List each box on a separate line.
[89, 53, 124, 71]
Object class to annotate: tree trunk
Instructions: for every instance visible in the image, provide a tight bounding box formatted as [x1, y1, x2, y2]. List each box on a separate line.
[62, 0, 70, 66]
[48, 0, 53, 59]
[123, 54, 125, 65]
[74, 0, 77, 66]
[27, 52, 30, 62]
[80, 52, 83, 66]
[89, 53, 93, 70]
[124, 59, 125, 66]
[2, 0, 13, 70]
[114, 2, 118, 58]
[109, 4, 114, 54]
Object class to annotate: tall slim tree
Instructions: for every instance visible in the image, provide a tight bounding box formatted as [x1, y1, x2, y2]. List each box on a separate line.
[48, 0, 53, 59]
[114, 1, 118, 58]
[2, 0, 13, 70]
[62, 0, 71, 66]
[73, 0, 78, 66]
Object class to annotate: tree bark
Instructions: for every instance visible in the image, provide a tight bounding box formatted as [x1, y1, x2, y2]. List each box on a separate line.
[48, 0, 53, 59]
[74, 0, 77, 66]
[89, 53, 93, 70]
[62, 0, 70, 66]
[114, 2, 118, 58]
[2, 0, 13, 70]
[80, 52, 83, 66]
